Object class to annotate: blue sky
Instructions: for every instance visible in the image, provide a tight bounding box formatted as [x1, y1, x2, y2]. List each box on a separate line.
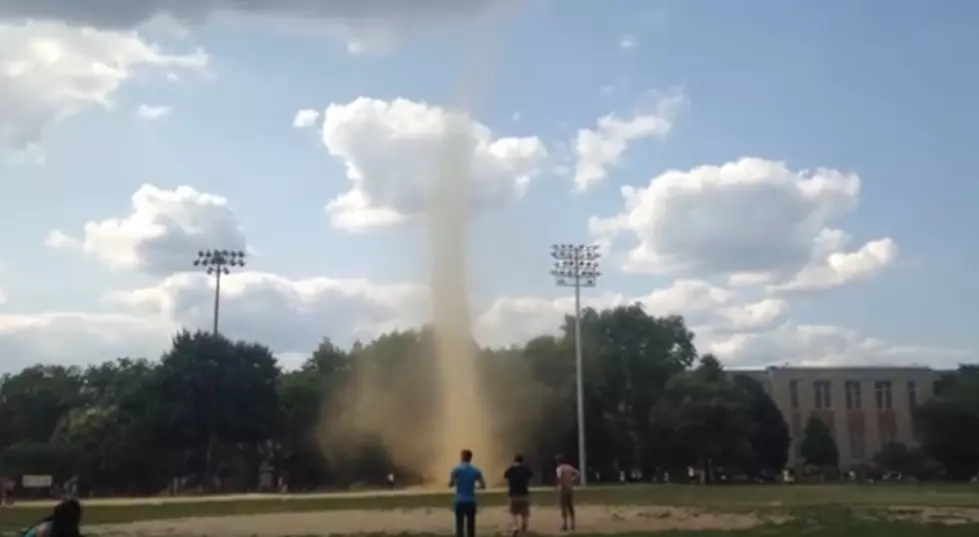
[0, 0, 976, 372]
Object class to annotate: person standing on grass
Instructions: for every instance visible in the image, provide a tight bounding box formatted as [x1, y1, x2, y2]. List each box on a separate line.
[555, 455, 580, 532]
[503, 454, 534, 536]
[449, 448, 486, 537]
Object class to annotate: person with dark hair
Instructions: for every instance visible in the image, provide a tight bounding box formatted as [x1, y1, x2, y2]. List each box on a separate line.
[503, 454, 534, 536]
[23, 498, 82, 537]
[554, 455, 580, 532]
[449, 449, 485, 537]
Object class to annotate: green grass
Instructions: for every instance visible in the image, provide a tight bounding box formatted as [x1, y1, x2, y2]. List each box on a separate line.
[2, 484, 979, 535]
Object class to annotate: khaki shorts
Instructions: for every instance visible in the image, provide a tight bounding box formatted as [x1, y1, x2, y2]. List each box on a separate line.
[508, 496, 530, 516]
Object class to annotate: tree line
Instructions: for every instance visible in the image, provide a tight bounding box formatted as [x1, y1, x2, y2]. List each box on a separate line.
[0, 305, 976, 495]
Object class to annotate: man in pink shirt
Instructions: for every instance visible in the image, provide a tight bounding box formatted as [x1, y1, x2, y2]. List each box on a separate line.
[554, 455, 580, 531]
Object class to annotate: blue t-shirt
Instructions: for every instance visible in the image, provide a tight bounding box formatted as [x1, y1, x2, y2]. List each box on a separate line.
[451, 462, 484, 504]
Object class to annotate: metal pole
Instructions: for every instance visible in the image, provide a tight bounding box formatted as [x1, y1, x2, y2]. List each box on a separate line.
[574, 270, 587, 486]
[550, 243, 600, 488]
[194, 249, 245, 337]
[213, 268, 222, 336]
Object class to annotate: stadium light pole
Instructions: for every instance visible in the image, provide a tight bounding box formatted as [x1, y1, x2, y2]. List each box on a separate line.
[551, 243, 601, 486]
[193, 249, 246, 335]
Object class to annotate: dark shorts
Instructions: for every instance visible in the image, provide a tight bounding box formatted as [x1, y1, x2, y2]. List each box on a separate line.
[559, 488, 574, 515]
[508, 496, 530, 516]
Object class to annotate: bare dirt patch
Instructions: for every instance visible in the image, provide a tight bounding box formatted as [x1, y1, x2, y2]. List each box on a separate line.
[91, 505, 776, 536]
[882, 506, 979, 525]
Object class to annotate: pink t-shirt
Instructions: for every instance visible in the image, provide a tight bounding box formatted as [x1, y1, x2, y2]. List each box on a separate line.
[556, 464, 579, 489]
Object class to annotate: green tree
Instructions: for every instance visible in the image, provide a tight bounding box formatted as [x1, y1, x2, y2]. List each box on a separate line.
[153, 331, 281, 485]
[733, 374, 790, 476]
[915, 367, 979, 479]
[800, 416, 839, 468]
[0, 365, 83, 445]
[874, 441, 927, 478]
[653, 355, 752, 480]
[575, 306, 697, 474]
[275, 368, 326, 489]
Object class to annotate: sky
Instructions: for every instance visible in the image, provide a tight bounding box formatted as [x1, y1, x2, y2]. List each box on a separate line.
[1, 0, 977, 373]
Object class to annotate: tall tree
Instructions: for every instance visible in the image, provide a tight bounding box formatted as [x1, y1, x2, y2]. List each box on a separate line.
[574, 306, 697, 473]
[653, 355, 752, 479]
[800, 416, 839, 468]
[276, 368, 327, 489]
[915, 367, 979, 479]
[154, 331, 280, 484]
[733, 374, 790, 476]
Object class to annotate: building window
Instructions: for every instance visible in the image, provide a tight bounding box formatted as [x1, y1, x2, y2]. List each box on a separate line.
[875, 381, 893, 410]
[907, 381, 918, 409]
[849, 433, 866, 461]
[845, 380, 862, 410]
[789, 380, 799, 409]
[814, 380, 832, 410]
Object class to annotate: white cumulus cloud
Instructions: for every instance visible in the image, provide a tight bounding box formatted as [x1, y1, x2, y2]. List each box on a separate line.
[572, 91, 685, 191]
[292, 109, 320, 129]
[706, 324, 973, 369]
[0, 20, 206, 155]
[316, 97, 548, 232]
[105, 271, 429, 359]
[476, 279, 789, 348]
[590, 157, 897, 290]
[47, 184, 247, 276]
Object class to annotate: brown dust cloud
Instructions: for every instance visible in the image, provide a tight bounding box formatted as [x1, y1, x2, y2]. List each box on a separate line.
[312, 3, 550, 486]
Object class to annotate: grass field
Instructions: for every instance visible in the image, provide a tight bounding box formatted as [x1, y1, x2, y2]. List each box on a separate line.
[2, 484, 979, 536]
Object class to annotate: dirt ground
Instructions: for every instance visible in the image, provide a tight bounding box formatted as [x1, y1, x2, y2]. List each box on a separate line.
[884, 506, 979, 525]
[91, 506, 773, 536]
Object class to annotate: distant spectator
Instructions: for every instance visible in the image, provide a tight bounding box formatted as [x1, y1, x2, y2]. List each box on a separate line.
[0, 475, 13, 505]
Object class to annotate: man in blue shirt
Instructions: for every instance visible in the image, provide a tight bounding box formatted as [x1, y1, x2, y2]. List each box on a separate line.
[449, 449, 486, 537]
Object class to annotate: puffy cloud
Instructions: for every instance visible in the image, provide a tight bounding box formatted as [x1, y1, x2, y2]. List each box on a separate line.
[0, 272, 430, 373]
[572, 92, 684, 191]
[769, 231, 898, 293]
[48, 185, 246, 276]
[477, 284, 971, 369]
[135, 104, 171, 120]
[590, 158, 897, 290]
[0, 20, 206, 154]
[292, 109, 320, 129]
[707, 324, 975, 369]
[475, 279, 789, 348]
[0, 312, 172, 372]
[316, 97, 548, 232]
[0, 0, 502, 55]
[106, 271, 429, 357]
[0, 272, 970, 373]
[619, 34, 637, 50]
